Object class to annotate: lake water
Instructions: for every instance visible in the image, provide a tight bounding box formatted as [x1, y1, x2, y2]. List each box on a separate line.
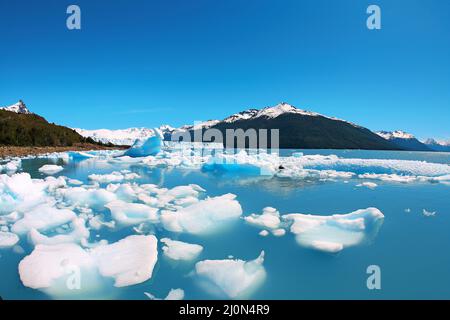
[1, 148, 449, 300]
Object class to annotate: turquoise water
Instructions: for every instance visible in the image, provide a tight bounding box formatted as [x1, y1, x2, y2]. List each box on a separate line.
[1, 149, 450, 300]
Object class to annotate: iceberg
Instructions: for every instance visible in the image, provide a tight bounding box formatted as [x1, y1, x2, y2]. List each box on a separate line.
[124, 134, 162, 157]
[160, 193, 242, 234]
[28, 218, 90, 246]
[38, 165, 64, 175]
[18, 235, 158, 291]
[11, 204, 77, 235]
[105, 200, 159, 226]
[88, 171, 140, 183]
[195, 251, 266, 299]
[283, 207, 385, 253]
[0, 231, 20, 248]
[160, 238, 203, 261]
[61, 187, 117, 210]
[144, 288, 185, 300]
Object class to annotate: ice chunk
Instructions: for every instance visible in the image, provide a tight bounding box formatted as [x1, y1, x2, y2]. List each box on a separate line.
[88, 171, 140, 183]
[11, 204, 77, 235]
[0, 173, 49, 215]
[61, 187, 117, 210]
[38, 165, 64, 175]
[283, 208, 384, 253]
[91, 235, 158, 287]
[0, 159, 21, 173]
[195, 251, 266, 299]
[244, 207, 281, 230]
[18, 243, 95, 289]
[160, 193, 242, 234]
[144, 288, 185, 300]
[160, 238, 203, 261]
[356, 182, 378, 189]
[28, 218, 90, 246]
[422, 209, 436, 217]
[18, 235, 158, 291]
[124, 134, 162, 157]
[0, 231, 20, 248]
[105, 200, 159, 226]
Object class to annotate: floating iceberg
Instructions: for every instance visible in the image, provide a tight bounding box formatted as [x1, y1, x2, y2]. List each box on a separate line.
[18, 235, 158, 291]
[160, 238, 203, 261]
[11, 204, 77, 235]
[124, 134, 162, 157]
[28, 218, 90, 246]
[195, 251, 266, 299]
[0, 159, 21, 173]
[105, 200, 159, 226]
[144, 288, 185, 300]
[61, 187, 117, 210]
[160, 193, 242, 234]
[88, 171, 140, 183]
[38, 165, 64, 175]
[283, 207, 384, 253]
[0, 231, 20, 248]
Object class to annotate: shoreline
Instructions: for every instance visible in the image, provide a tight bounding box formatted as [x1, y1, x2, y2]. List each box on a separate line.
[0, 143, 128, 159]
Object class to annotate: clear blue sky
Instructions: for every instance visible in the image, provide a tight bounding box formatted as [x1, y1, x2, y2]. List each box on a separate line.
[0, 0, 449, 140]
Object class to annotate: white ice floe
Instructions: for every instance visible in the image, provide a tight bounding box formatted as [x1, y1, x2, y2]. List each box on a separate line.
[160, 193, 242, 234]
[283, 207, 384, 253]
[19, 235, 158, 291]
[38, 165, 64, 175]
[160, 238, 203, 261]
[61, 187, 117, 210]
[244, 207, 281, 230]
[422, 209, 436, 217]
[88, 171, 140, 183]
[0, 159, 21, 173]
[195, 251, 266, 299]
[11, 203, 77, 235]
[0, 173, 64, 215]
[144, 288, 185, 300]
[0, 231, 20, 248]
[28, 218, 90, 246]
[91, 235, 158, 287]
[105, 200, 159, 226]
[356, 182, 378, 189]
[290, 154, 450, 178]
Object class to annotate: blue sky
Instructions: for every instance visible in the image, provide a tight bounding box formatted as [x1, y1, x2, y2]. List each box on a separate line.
[0, 0, 449, 140]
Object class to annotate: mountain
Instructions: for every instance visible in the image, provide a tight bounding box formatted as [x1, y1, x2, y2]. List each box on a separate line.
[178, 103, 401, 150]
[423, 138, 450, 152]
[0, 101, 99, 147]
[0, 100, 32, 114]
[376, 131, 432, 152]
[74, 127, 158, 146]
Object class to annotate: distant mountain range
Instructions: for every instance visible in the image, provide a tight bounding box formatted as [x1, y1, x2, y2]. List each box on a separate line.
[375, 131, 432, 152]
[2, 100, 449, 152]
[0, 101, 101, 147]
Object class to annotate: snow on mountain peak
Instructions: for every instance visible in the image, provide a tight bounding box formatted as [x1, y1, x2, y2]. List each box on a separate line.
[0, 100, 32, 114]
[74, 127, 158, 146]
[376, 130, 415, 140]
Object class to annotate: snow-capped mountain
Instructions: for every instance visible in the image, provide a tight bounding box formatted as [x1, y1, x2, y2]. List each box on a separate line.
[180, 102, 398, 150]
[423, 138, 450, 152]
[375, 130, 431, 151]
[0, 100, 32, 114]
[376, 130, 415, 140]
[74, 127, 159, 146]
